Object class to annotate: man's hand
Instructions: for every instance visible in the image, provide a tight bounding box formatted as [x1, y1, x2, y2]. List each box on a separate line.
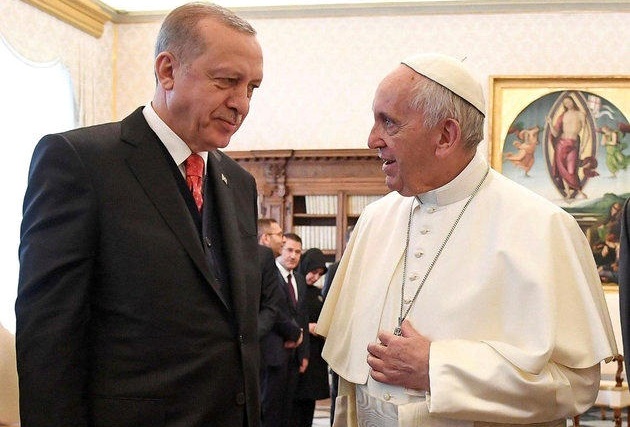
[366, 320, 431, 391]
[299, 357, 309, 373]
[284, 329, 304, 349]
[308, 322, 318, 336]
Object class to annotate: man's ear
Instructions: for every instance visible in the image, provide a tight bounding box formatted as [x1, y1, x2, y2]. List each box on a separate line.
[435, 118, 461, 157]
[155, 52, 177, 90]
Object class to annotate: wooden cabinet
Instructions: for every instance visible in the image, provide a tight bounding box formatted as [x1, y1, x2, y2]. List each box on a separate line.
[226, 149, 389, 260]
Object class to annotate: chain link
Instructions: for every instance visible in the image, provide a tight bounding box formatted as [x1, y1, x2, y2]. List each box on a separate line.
[394, 167, 490, 336]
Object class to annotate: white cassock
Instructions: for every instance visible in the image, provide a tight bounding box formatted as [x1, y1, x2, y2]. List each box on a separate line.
[316, 152, 617, 427]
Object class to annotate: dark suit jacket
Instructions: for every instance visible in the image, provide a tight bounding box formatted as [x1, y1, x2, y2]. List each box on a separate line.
[295, 285, 329, 401]
[260, 268, 309, 368]
[16, 108, 262, 427]
[619, 197, 630, 374]
[257, 245, 282, 339]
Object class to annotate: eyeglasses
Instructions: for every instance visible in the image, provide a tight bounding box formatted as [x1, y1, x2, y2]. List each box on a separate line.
[265, 231, 284, 237]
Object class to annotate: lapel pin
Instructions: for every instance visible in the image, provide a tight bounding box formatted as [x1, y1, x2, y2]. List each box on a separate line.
[221, 174, 228, 185]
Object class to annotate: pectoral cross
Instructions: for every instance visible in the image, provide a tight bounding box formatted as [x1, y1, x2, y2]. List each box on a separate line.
[393, 317, 403, 336]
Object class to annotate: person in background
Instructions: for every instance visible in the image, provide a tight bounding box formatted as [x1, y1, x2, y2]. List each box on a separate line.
[257, 242, 303, 425]
[618, 197, 630, 376]
[257, 244, 282, 340]
[271, 233, 310, 426]
[258, 226, 306, 427]
[293, 248, 330, 427]
[258, 217, 285, 257]
[317, 53, 617, 426]
[257, 217, 292, 346]
[16, 3, 264, 426]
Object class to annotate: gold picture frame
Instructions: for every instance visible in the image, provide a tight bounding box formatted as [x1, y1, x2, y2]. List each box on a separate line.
[489, 75, 630, 173]
[488, 75, 630, 286]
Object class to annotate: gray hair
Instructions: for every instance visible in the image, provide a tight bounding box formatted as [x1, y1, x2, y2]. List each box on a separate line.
[155, 2, 256, 64]
[409, 77, 484, 151]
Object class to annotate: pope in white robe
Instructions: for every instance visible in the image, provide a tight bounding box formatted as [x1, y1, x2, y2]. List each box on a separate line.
[316, 53, 617, 427]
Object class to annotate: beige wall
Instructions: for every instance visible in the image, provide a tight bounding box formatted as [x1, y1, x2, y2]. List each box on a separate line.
[3, 0, 630, 154]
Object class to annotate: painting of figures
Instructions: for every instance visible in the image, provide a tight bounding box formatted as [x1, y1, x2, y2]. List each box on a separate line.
[490, 77, 630, 284]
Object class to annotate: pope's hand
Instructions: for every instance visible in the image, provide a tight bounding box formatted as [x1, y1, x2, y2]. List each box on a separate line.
[366, 320, 431, 391]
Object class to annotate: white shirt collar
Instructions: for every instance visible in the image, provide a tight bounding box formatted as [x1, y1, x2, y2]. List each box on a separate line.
[417, 150, 489, 206]
[275, 260, 292, 280]
[142, 103, 208, 176]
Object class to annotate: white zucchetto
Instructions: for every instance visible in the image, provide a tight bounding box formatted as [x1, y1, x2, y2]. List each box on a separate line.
[401, 53, 485, 116]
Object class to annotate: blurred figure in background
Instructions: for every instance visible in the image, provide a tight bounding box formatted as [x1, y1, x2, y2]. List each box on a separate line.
[258, 217, 285, 257]
[293, 248, 330, 427]
[260, 231, 309, 427]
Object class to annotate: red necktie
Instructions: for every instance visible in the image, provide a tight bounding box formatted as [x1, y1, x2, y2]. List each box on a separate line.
[185, 153, 204, 212]
[287, 273, 297, 306]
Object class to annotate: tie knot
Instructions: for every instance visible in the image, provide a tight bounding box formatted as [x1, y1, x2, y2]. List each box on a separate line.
[185, 153, 204, 178]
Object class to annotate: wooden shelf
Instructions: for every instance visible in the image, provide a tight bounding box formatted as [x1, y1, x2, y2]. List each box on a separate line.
[226, 148, 389, 260]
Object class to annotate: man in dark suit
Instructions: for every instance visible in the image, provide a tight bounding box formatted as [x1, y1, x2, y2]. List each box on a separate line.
[259, 232, 309, 427]
[16, 3, 264, 427]
[257, 243, 303, 425]
[257, 218, 285, 258]
[257, 244, 282, 340]
[619, 198, 630, 374]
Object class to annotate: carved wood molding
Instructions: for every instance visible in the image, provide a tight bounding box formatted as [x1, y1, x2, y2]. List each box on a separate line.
[21, 0, 112, 38]
[262, 160, 287, 198]
[227, 149, 293, 162]
[226, 148, 379, 162]
[227, 148, 388, 196]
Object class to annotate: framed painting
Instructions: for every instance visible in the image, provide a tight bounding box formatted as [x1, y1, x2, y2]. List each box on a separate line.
[488, 76, 630, 285]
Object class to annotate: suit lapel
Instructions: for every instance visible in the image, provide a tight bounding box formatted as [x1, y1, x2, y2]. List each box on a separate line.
[120, 110, 219, 297]
[206, 151, 248, 319]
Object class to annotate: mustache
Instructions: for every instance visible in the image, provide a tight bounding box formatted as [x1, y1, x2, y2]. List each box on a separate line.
[218, 112, 243, 126]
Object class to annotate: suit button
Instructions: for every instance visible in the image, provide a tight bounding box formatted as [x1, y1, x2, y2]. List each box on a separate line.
[204, 236, 212, 247]
[236, 392, 246, 405]
[238, 334, 244, 343]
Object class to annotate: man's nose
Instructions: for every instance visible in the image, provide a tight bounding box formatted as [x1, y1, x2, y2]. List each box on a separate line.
[367, 124, 384, 149]
[226, 85, 250, 117]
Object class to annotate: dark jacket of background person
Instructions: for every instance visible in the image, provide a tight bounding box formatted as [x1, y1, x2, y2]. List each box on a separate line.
[260, 257, 309, 426]
[295, 248, 330, 401]
[258, 244, 284, 339]
[292, 248, 330, 427]
[618, 197, 630, 374]
[260, 268, 307, 370]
